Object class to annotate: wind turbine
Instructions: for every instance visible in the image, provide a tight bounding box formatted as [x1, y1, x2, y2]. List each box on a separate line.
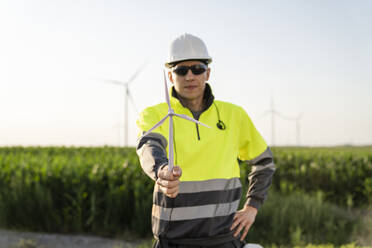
[262, 97, 303, 146]
[294, 113, 303, 146]
[139, 70, 210, 171]
[262, 98, 277, 146]
[101, 62, 146, 147]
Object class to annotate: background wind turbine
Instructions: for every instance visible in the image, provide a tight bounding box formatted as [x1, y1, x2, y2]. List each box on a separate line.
[100, 62, 146, 147]
[140, 70, 210, 171]
[261, 98, 277, 146]
[262, 97, 303, 146]
[294, 113, 303, 146]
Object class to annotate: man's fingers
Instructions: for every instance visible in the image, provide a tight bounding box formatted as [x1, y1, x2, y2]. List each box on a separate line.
[158, 170, 173, 180]
[241, 223, 251, 241]
[156, 178, 179, 187]
[233, 222, 244, 237]
[231, 207, 257, 240]
[231, 215, 243, 235]
[173, 166, 182, 178]
[159, 166, 182, 181]
[159, 185, 177, 194]
[230, 216, 240, 230]
[233, 211, 242, 220]
[168, 192, 178, 198]
[231, 213, 253, 240]
[157, 165, 181, 198]
[159, 186, 179, 198]
[157, 177, 180, 198]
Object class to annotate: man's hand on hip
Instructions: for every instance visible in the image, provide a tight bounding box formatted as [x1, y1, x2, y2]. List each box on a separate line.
[157, 165, 182, 198]
[231, 205, 258, 241]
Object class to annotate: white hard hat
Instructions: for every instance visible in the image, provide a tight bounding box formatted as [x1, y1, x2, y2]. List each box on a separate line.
[165, 33, 212, 68]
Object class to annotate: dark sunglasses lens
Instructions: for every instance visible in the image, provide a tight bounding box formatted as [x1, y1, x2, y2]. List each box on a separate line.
[173, 64, 207, 76]
[190, 65, 206, 75]
[173, 66, 189, 76]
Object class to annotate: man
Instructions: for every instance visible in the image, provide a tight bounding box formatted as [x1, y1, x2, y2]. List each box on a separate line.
[136, 33, 275, 248]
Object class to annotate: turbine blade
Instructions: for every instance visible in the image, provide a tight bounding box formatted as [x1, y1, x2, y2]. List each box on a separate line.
[127, 89, 139, 115]
[163, 70, 171, 109]
[168, 115, 174, 171]
[127, 61, 147, 85]
[261, 110, 271, 118]
[99, 78, 124, 86]
[173, 113, 211, 128]
[274, 111, 295, 121]
[139, 114, 169, 139]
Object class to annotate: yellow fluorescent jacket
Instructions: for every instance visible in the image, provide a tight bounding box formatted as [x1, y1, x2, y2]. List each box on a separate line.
[136, 85, 268, 241]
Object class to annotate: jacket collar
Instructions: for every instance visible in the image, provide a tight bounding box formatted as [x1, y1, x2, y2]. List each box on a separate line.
[170, 83, 215, 112]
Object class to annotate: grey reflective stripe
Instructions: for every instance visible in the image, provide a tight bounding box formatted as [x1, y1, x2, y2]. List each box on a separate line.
[244, 147, 276, 172]
[152, 199, 240, 221]
[250, 162, 276, 173]
[154, 178, 242, 194]
[245, 147, 274, 165]
[137, 132, 168, 149]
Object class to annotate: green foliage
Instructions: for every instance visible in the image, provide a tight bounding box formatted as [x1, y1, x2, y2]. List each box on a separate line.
[240, 146, 372, 208]
[1, 146, 372, 246]
[247, 190, 359, 245]
[0, 146, 153, 236]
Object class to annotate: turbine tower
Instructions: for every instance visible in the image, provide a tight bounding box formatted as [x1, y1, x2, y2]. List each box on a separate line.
[262, 97, 277, 146]
[262, 97, 303, 146]
[295, 113, 303, 146]
[101, 62, 146, 147]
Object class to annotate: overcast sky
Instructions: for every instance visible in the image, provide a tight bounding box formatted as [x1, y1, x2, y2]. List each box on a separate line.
[0, 0, 371, 147]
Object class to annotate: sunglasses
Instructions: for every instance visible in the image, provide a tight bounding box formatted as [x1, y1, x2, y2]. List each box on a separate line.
[172, 64, 207, 76]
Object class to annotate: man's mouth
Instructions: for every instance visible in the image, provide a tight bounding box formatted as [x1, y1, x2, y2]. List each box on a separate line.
[185, 85, 197, 90]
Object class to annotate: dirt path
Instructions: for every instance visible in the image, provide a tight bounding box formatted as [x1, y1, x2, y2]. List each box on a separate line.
[0, 229, 148, 248]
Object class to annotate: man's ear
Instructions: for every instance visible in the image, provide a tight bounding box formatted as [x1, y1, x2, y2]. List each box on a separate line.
[168, 70, 174, 84]
[206, 67, 211, 81]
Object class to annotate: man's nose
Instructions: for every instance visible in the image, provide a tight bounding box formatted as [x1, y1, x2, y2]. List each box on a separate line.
[185, 69, 195, 80]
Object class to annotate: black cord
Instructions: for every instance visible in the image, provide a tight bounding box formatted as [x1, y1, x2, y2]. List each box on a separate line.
[214, 102, 226, 130]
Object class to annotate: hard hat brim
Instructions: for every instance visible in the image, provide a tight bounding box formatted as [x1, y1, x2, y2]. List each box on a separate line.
[165, 58, 212, 68]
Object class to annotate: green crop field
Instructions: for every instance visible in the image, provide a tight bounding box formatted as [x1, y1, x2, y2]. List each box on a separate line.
[0, 146, 371, 247]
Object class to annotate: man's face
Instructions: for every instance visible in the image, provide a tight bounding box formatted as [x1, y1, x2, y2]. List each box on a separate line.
[168, 60, 210, 102]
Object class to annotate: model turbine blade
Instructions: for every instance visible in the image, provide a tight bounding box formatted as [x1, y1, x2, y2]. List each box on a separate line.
[139, 114, 170, 139]
[173, 113, 210, 128]
[163, 70, 172, 109]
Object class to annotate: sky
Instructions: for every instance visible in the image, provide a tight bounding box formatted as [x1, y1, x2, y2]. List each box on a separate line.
[0, 0, 371, 147]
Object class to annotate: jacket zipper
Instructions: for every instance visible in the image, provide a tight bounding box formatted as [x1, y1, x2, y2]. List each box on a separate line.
[195, 124, 200, 140]
[184, 108, 201, 141]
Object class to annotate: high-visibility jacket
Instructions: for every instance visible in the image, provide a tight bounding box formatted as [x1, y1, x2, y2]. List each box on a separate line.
[136, 84, 275, 243]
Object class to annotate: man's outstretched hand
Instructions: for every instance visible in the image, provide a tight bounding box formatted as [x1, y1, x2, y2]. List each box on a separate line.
[156, 165, 182, 198]
[231, 205, 258, 241]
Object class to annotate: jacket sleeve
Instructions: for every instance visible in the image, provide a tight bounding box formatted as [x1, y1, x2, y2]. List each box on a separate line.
[243, 147, 275, 210]
[237, 107, 276, 210]
[136, 107, 168, 181]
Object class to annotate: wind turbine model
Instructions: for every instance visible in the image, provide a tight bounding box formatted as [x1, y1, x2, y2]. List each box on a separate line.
[139, 70, 210, 171]
[102, 63, 146, 147]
